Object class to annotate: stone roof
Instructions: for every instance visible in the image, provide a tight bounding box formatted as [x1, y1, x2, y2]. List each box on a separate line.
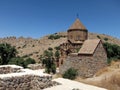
[78, 39, 101, 54]
[69, 18, 87, 30]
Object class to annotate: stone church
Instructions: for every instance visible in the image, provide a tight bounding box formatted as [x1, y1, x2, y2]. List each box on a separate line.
[59, 18, 107, 77]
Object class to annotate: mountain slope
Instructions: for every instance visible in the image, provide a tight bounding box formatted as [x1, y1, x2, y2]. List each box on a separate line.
[0, 32, 120, 62]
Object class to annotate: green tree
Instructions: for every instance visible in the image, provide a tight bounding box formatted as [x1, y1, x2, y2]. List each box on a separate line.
[63, 68, 78, 80]
[44, 50, 52, 58]
[43, 57, 56, 74]
[0, 43, 17, 65]
[55, 50, 60, 58]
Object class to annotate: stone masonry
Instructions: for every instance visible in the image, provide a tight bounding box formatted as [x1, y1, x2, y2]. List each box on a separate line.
[60, 41, 107, 77]
[0, 65, 60, 90]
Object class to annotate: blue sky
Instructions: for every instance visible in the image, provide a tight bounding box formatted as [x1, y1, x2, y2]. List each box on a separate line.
[0, 0, 120, 39]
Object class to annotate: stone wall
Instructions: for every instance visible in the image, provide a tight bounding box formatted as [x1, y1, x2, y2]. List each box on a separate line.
[27, 64, 43, 70]
[0, 65, 22, 74]
[0, 75, 59, 90]
[60, 42, 107, 77]
[68, 30, 88, 42]
[0, 65, 60, 90]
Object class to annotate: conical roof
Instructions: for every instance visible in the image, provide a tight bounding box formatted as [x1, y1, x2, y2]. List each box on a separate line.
[69, 18, 87, 30]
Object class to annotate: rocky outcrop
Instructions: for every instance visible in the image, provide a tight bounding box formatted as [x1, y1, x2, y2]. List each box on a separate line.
[0, 75, 59, 90]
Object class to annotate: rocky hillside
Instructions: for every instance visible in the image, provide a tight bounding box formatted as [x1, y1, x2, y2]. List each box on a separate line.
[0, 32, 120, 62]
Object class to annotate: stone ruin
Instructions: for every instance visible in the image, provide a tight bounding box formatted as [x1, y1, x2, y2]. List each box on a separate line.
[0, 65, 60, 90]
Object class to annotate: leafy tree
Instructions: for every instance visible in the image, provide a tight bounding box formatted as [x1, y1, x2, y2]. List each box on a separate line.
[44, 50, 53, 58]
[0, 43, 17, 65]
[63, 68, 78, 80]
[42, 57, 56, 74]
[42, 49, 56, 74]
[55, 50, 60, 58]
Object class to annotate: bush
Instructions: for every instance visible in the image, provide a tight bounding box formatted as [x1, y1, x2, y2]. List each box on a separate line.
[8, 57, 36, 68]
[63, 68, 78, 80]
[24, 58, 36, 68]
[48, 47, 53, 51]
[104, 37, 108, 41]
[54, 46, 60, 50]
[97, 35, 101, 39]
[104, 42, 120, 59]
[42, 57, 56, 74]
[103, 42, 120, 63]
[48, 34, 62, 40]
[8, 57, 25, 68]
[0, 43, 17, 65]
[55, 50, 60, 58]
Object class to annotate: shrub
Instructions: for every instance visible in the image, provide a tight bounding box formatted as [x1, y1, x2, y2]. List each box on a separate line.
[103, 42, 120, 63]
[8, 57, 25, 68]
[24, 58, 36, 68]
[55, 50, 60, 58]
[63, 68, 78, 80]
[43, 57, 56, 74]
[51, 64, 56, 74]
[97, 35, 101, 39]
[104, 42, 120, 59]
[104, 37, 108, 41]
[48, 47, 53, 51]
[48, 34, 62, 40]
[54, 46, 60, 50]
[48, 35, 54, 40]
[8, 57, 36, 68]
[0, 43, 17, 65]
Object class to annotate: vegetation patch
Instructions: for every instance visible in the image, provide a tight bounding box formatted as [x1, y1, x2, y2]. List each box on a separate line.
[104, 37, 108, 41]
[97, 35, 101, 39]
[103, 42, 120, 64]
[63, 68, 78, 80]
[48, 34, 65, 40]
[0, 43, 36, 68]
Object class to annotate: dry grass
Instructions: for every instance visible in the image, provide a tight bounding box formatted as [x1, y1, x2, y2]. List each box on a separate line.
[95, 67, 109, 77]
[75, 61, 120, 90]
[76, 73, 120, 90]
[99, 72, 120, 90]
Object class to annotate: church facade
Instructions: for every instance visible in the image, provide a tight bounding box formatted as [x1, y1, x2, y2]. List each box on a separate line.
[59, 18, 107, 77]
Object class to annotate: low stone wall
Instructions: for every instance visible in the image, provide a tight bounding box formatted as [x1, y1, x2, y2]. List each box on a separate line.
[28, 64, 43, 70]
[0, 65, 22, 74]
[0, 75, 59, 90]
[0, 65, 60, 90]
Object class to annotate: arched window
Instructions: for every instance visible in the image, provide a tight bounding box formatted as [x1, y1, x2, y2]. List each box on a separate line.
[76, 35, 80, 40]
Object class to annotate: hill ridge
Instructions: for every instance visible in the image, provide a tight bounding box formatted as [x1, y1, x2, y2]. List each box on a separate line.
[0, 32, 120, 62]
